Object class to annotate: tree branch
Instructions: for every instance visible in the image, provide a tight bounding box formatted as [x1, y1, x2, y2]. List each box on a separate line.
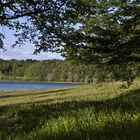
[0, 9, 47, 20]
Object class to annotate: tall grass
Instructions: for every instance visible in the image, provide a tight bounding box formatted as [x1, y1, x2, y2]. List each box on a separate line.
[0, 80, 140, 140]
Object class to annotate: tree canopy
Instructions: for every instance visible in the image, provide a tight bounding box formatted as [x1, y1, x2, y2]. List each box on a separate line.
[0, 0, 88, 52]
[0, 0, 140, 82]
[62, 0, 140, 65]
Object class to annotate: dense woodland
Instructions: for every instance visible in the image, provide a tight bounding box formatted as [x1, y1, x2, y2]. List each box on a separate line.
[0, 59, 97, 83]
[0, 59, 139, 86]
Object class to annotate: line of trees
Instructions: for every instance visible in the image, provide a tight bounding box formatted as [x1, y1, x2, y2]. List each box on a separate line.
[0, 59, 139, 86]
[0, 59, 97, 83]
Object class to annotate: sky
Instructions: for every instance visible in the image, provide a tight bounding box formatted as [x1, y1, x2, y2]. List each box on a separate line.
[0, 27, 64, 60]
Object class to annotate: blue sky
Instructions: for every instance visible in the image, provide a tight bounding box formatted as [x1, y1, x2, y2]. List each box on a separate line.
[0, 27, 64, 60]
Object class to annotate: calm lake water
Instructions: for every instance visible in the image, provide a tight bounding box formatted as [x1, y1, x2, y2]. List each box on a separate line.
[0, 81, 79, 91]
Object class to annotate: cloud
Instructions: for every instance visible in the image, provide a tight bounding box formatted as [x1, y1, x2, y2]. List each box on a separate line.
[0, 27, 64, 60]
[0, 45, 64, 60]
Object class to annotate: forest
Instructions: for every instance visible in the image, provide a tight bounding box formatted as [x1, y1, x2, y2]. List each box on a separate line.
[0, 59, 139, 86]
[0, 59, 97, 83]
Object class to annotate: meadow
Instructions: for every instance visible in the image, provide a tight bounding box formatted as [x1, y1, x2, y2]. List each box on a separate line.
[0, 80, 140, 140]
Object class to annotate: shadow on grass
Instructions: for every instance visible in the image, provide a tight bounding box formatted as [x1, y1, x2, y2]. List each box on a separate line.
[0, 88, 140, 139]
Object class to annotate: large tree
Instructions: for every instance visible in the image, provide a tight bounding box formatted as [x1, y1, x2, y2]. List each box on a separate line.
[0, 0, 140, 84]
[62, 0, 140, 64]
[61, 0, 140, 85]
[0, 0, 139, 60]
[0, 0, 87, 52]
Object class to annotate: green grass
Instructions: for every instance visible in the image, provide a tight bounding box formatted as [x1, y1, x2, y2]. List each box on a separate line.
[0, 80, 140, 140]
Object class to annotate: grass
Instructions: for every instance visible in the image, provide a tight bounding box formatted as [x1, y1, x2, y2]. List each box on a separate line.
[0, 80, 140, 140]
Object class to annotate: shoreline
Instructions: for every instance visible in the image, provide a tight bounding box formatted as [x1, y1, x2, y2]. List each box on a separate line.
[0, 79, 82, 84]
[0, 80, 83, 92]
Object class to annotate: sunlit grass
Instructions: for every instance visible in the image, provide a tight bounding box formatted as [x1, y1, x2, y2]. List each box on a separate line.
[0, 81, 138, 106]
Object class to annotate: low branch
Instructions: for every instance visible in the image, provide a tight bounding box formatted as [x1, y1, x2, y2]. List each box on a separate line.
[0, 9, 47, 20]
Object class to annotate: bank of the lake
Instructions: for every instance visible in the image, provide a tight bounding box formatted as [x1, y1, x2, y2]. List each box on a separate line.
[0, 81, 80, 91]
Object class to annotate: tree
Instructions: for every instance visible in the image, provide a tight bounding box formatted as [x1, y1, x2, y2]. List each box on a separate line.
[62, 0, 140, 64]
[25, 62, 47, 81]
[1, 0, 139, 64]
[0, 0, 82, 52]
[0, 0, 139, 84]
[61, 0, 140, 85]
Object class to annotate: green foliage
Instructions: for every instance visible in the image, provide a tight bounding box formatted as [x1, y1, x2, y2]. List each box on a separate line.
[0, 59, 97, 83]
[62, 0, 140, 65]
[62, 0, 140, 84]
[0, 71, 3, 80]
[26, 62, 47, 81]
[0, 0, 139, 64]
[0, 0, 139, 84]
[112, 63, 139, 87]
[0, 59, 139, 86]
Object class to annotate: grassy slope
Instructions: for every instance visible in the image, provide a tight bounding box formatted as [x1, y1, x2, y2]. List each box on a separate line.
[0, 80, 140, 140]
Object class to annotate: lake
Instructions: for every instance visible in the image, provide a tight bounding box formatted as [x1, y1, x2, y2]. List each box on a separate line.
[0, 81, 79, 91]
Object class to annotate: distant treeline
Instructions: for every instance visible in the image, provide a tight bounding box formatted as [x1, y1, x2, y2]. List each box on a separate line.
[0, 59, 98, 83]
